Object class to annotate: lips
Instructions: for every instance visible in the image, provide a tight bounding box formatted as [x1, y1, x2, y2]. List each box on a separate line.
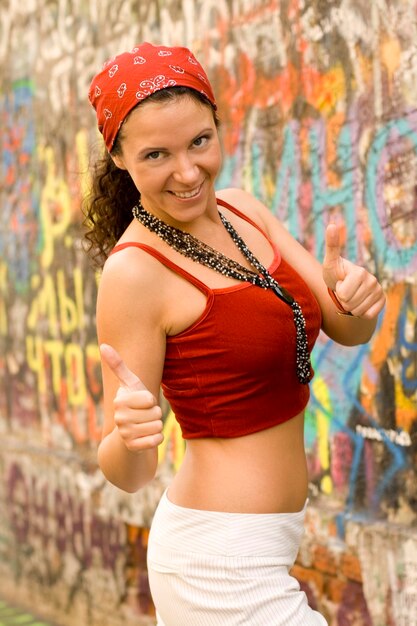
[170, 183, 203, 199]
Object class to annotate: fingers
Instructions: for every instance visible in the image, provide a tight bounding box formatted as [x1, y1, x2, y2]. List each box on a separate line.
[333, 270, 386, 318]
[100, 343, 147, 392]
[119, 431, 164, 454]
[322, 224, 347, 287]
[324, 223, 342, 264]
[113, 398, 164, 453]
[333, 266, 368, 305]
[115, 410, 163, 434]
[115, 415, 164, 451]
[114, 386, 155, 409]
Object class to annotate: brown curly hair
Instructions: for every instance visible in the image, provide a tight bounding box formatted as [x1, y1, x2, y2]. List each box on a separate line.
[83, 87, 219, 267]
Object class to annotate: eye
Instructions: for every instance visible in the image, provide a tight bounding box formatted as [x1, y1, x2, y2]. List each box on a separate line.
[193, 134, 210, 147]
[146, 150, 162, 160]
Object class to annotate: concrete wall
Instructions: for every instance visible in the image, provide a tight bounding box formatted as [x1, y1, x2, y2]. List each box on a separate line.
[0, 1, 416, 625]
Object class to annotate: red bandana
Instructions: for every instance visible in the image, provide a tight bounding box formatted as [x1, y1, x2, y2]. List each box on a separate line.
[88, 42, 217, 152]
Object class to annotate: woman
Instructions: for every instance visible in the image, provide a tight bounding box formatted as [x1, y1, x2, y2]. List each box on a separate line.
[85, 42, 385, 625]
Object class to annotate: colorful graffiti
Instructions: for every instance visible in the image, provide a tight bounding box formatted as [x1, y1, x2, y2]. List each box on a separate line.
[0, 1, 416, 625]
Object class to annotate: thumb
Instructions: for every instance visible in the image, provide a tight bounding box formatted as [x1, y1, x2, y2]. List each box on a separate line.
[323, 223, 346, 283]
[100, 343, 147, 392]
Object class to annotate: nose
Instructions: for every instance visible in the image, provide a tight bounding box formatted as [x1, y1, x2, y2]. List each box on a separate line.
[172, 153, 199, 184]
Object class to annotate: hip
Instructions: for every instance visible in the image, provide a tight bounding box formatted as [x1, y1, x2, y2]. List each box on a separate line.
[149, 488, 308, 563]
[147, 490, 328, 625]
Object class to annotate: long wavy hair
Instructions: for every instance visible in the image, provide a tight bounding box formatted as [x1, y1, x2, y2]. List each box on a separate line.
[83, 87, 220, 267]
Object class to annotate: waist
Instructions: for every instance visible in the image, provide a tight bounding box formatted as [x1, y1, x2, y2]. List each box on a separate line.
[169, 415, 309, 513]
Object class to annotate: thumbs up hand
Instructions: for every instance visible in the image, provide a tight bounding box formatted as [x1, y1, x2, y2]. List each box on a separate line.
[322, 224, 385, 319]
[100, 344, 164, 453]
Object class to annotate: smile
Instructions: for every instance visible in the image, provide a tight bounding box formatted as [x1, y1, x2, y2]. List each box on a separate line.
[171, 184, 203, 199]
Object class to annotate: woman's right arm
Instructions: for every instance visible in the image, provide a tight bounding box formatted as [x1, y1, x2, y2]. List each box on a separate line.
[95, 248, 167, 493]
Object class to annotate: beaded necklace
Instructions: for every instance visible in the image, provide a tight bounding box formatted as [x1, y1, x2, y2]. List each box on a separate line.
[132, 200, 312, 384]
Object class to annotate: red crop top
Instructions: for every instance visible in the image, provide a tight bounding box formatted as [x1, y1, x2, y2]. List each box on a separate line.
[111, 199, 322, 439]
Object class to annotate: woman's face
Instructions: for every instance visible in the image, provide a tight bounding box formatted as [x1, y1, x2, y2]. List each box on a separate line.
[112, 95, 222, 226]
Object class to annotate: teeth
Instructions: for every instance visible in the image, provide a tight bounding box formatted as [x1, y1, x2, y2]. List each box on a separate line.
[172, 185, 201, 199]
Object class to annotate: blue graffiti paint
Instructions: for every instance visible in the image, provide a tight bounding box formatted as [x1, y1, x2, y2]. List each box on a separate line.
[216, 153, 239, 189]
[270, 122, 300, 236]
[309, 120, 358, 262]
[308, 335, 364, 511]
[1, 79, 38, 293]
[397, 294, 417, 393]
[309, 310, 408, 513]
[310, 339, 362, 427]
[398, 297, 417, 351]
[401, 356, 417, 393]
[365, 117, 417, 273]
[340, 328, 407, 508]
[219, 113, 417, 278]
[308, 353, 363, 513]
[251, 141, 263, 200]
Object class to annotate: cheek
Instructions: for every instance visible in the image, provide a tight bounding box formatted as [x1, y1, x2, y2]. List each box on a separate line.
[209, 146, 222, 172]
[128, 166, 166, 192]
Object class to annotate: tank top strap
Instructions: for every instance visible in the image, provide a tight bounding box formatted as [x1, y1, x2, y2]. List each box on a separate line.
[216, 197, 273, 242]
[110, 242, 211, 295]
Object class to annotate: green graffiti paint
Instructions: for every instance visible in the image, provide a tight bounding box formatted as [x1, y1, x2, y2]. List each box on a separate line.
[0, 600, 59, 626]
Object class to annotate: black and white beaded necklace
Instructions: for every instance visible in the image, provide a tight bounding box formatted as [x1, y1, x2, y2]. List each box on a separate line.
[132, 200, 312, 384]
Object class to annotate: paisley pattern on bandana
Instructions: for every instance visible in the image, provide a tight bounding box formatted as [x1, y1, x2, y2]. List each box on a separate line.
[135, 75, 177, 100]
[88, 42, 216, 151]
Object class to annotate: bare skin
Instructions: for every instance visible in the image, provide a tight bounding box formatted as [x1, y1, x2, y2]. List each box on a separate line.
[96, 97, 385, 512]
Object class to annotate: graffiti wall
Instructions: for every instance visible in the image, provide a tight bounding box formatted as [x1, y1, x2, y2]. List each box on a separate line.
[0, 1, 416, 625]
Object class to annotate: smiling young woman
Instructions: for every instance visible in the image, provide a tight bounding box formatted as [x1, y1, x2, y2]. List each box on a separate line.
[84, 42, 385, 626]
[110, 96, 222, 229]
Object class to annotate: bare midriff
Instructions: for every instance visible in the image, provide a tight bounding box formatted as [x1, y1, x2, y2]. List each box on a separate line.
[167, 411, 308, 514]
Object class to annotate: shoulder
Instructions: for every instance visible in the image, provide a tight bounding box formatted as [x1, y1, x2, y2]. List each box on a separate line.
[216, 188, 264, 219]
[215, 187, 286, 238]
[97, 245, 167, 325]
[101, 244, 163, 289]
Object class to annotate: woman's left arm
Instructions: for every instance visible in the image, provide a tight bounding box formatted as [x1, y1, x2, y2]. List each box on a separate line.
[226, 189, 386, 346]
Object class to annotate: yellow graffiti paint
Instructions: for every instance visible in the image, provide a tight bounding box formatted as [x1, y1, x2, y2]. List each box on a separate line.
[27, 273, 59, 336]
[95, 269, 102, 287]
[86, 344, 102, 397]
[56, 268, 85, 334]
[310, 66, 346, 116]
[311, 376, 333, 495]
[44, 340, 64, 396]
[76, 130, 91, 201]
[38, 145, 72, 269]
[28, 269, 84, 336]
[395, 378, 417, 433]
[26, 335, 47, 394]
[380, 35, 402, 86]
[159, 409, 186, 472]
[26, 335, 93, 408]
[0, 262, 8, 336]
[65, 343, 87, 406]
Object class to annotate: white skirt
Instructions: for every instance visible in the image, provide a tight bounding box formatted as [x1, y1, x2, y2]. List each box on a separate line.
[147, 490, 328, 625]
